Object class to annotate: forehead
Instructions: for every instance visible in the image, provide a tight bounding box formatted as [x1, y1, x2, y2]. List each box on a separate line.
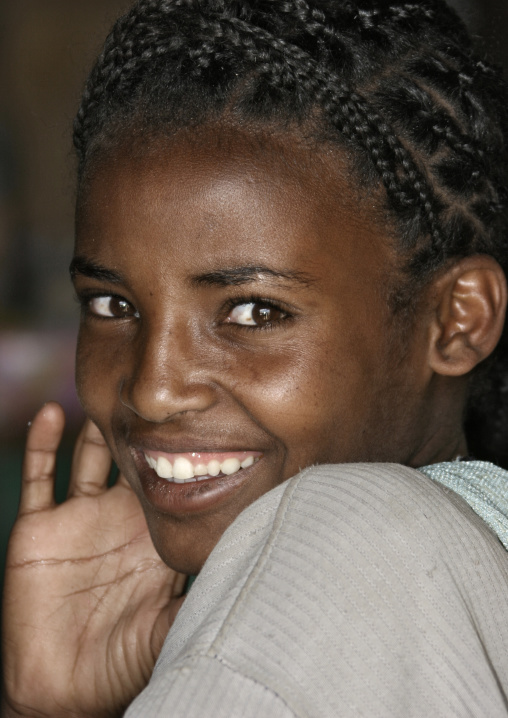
[75, 126, 395, 284]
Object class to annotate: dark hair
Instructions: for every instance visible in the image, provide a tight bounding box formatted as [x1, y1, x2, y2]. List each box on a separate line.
[74, 0, 508, 467]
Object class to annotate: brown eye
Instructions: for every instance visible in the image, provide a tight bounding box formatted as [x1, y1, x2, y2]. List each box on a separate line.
[88, 296, 138, 318]
[227, 302, 285, 326]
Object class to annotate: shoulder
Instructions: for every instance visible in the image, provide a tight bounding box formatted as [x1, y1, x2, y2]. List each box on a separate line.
[279, 462, 505, 560]
[135, 463, 508, 717]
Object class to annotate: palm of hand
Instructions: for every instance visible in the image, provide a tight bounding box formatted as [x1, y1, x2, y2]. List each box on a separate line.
[2, 404, 186, 718]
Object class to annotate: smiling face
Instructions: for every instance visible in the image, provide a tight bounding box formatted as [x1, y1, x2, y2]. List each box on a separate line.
[73, 126, 462, 573]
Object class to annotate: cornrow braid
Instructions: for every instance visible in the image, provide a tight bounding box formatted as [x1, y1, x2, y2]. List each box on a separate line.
[213, 13, 447, 259]
[74, 0, 508, 466]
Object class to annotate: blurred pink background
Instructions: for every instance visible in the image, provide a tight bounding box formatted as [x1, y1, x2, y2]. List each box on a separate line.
[0, 330, 81, 439]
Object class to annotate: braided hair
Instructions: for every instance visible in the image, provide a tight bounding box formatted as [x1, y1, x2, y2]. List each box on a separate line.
[74, 0, 508, 467]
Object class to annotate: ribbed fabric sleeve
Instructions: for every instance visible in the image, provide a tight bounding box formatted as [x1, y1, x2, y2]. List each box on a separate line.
[126, 463, 508, 717]
[129, 656, 294, 717]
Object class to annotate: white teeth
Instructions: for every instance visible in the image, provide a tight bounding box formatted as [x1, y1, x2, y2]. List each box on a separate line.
[207, 460, 221, 476]
[221, 458, 241, 475]
[173, 457, 195, 481]
[156, 456, 173, 479]
[145, 453, 259, 482]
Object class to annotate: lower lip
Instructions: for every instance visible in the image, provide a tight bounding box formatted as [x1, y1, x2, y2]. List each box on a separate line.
[132, 450, 260, 515]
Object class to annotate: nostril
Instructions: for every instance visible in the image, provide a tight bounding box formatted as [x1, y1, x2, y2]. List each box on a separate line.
[119, 373, 217, 423]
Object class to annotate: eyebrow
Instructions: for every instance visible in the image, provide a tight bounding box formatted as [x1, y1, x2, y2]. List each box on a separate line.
[69, 257, 124, 284]
[69, 258, 315, 289]
[191, 265, 315, 288]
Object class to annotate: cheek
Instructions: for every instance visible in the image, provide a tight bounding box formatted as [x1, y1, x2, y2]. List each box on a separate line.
[75, 328, 119, 426]
[231, 339, 353, 450]
[232, 326, 402, 465]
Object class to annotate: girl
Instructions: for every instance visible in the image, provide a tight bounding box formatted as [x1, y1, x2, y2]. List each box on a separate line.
[3, 0, 508, 715]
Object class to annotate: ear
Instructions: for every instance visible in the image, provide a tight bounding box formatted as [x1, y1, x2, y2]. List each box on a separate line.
[427, 255, 507, 377]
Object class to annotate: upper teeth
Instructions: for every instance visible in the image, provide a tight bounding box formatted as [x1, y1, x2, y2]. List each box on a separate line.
[144, 454, 256, 483]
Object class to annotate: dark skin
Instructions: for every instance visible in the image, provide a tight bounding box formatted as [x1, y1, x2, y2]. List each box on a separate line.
[73, 127, 471, 575]
[2, 127, 506, 718]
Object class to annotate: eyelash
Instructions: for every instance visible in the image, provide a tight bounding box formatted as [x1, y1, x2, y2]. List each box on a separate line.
[76, 292, 139, 320]
[221, 295, 292, 330]
[76, 291, 293, 330]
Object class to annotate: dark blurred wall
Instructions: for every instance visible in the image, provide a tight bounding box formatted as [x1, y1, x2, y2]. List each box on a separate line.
[449, 0, 508, 69]
[479, 0, 508, 70]
[0, 1, 130, 326]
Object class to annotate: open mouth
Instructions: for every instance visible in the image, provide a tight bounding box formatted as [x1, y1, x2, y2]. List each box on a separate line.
[143, 450, 261, 483]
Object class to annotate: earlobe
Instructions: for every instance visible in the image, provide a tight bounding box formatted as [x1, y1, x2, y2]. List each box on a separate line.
[428, 256, 507, 377]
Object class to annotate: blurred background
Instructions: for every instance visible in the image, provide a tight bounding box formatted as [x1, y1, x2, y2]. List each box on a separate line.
[0, 0, 507, 672]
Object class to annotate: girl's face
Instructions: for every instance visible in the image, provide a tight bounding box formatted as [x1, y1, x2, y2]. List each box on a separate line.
[73, 128, 452, 573]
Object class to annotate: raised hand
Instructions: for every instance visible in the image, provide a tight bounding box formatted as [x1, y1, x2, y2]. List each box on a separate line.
[2, 403, 186, 718]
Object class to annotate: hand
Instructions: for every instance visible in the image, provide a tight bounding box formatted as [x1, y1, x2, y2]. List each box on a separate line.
[2, 403, 186, 718]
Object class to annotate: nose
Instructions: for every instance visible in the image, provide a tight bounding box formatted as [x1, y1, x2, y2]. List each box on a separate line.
[120, 323, 217, 423]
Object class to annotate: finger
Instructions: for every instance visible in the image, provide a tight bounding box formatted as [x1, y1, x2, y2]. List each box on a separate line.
[68, 418, 113, 498]
[173, 571, 188, 598]
[19, 402, 65, 515]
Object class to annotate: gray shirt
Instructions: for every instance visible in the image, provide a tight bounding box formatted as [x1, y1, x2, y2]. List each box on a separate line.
[126, 463, 508, 717]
